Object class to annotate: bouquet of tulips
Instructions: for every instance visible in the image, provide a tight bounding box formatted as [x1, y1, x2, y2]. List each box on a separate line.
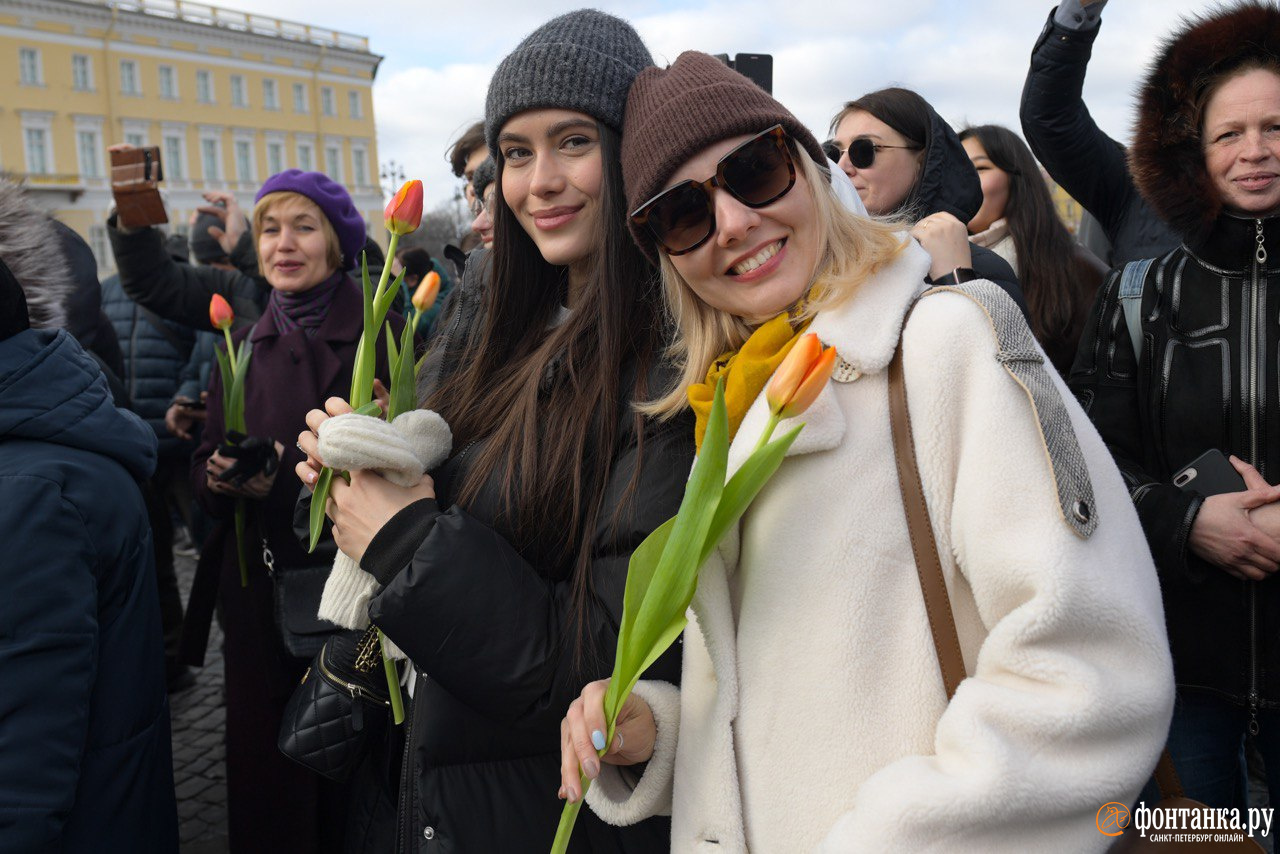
[306, 179, 426, 724]
[551, 333, 837, 852]
[208, 293, 254, 587]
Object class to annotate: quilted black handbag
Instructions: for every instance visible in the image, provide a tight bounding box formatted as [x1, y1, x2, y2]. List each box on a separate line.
[278, 625, 393, 781]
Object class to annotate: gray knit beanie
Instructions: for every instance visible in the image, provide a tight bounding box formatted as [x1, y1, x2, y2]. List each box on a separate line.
[484, 9, 653, 156]
[471, 158, 496, 199]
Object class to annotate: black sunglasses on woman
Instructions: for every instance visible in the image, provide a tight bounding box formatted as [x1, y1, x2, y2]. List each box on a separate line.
[821, 137, 922, 170]
[630, 124, 797, 255]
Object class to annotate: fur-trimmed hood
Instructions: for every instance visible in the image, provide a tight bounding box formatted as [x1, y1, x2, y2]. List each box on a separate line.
[0, 179, 73, 329]
[1131, 1, 1280, 242]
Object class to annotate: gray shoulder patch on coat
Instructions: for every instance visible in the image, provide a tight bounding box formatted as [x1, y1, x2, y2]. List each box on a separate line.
[924, 283, 1099, 539]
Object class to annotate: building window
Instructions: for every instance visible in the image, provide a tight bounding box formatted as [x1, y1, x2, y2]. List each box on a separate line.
[348, 90, 361, 119]
[88, 225, 110, 271]
[196, 70, 213, 103]
[234, 140, 253, 183]
[125, 131, 145, 148]
[324, 146, 341, 181]
[72, 54, 92, 91]
[164, 135, 185, 179]
[119, 59, 139, 95]
[321, 87, 335, 117]
[24, 128, 50, 174]
[158, 65, 177, 98]
[77, 130, 102, 178]
[201, 138, 220, 180]
[297, 143, 313, 172]
[230, 74, 246, 107]
[352, 148, 367, 187]
[262, 78, 278, 110]
[19, 48, 41, 86]
[266, 141, 284, 175]
[293, 82, 308, 114]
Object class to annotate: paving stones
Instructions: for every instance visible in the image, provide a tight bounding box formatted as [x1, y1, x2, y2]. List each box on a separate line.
[172, 550, 228, 854]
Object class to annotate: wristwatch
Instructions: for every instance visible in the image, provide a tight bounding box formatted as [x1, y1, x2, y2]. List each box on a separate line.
[930, 267, 978, 287]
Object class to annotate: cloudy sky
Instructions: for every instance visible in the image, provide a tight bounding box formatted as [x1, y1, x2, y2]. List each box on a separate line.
[247, 0, 1213, 210]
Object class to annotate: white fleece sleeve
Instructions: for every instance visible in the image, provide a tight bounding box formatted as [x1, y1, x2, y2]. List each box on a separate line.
[817, 292, 1174, 852]
[584, 679, 682, 826]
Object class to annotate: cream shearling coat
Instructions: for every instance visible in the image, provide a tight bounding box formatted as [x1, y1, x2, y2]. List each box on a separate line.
[586, 238, 1174, 852]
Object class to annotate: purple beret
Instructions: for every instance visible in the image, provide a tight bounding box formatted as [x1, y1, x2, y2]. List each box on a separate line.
[255, 169, 366, 270]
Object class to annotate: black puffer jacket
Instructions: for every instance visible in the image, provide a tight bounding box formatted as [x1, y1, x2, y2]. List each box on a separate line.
[361, 256, 692, 853]
[898, 100, 1029, 317]
[1069, 3, 1280, 719]
[1020, 8, 1179, 265]
[101, 272, 195, 457]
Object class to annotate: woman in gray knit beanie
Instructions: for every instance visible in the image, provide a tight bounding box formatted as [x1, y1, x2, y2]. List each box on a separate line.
[296, 8, 690, 852]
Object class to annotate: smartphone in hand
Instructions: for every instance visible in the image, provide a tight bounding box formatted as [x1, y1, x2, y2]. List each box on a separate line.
[1173, 449, 1247, 497]
[110, 146, 168, 228]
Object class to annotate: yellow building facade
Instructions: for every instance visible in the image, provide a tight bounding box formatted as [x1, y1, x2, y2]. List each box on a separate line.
[0, 0, 383, 273]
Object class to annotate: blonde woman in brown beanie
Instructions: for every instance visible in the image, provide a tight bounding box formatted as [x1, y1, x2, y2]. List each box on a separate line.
[558, 51, 1174, 851]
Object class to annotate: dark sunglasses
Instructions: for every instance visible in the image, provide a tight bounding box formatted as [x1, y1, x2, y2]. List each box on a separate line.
[821, 137, 922, 169]
[631, 125, 796, 256]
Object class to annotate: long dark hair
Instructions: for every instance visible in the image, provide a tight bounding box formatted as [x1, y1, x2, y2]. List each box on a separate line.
[958, 124, 1080, 350]
[831, 87, 931, 218]
[427, 122, 661, 659]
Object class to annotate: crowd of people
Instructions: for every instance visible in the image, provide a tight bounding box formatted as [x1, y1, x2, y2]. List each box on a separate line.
[5, 0, 1280, 851]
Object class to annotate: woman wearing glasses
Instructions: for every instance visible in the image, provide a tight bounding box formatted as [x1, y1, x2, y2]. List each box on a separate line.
[558, 52, 1173, 850]
[827, 87, 1028, 315]
[296, 10, 690, 852]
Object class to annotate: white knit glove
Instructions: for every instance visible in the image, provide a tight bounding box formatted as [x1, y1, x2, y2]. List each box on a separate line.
[314, 409, 452, 656]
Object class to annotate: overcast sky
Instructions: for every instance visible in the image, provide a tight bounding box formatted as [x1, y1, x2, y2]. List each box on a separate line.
[245, 0, 1215, 211]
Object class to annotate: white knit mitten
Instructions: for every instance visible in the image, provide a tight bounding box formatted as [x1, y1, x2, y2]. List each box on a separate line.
[315, 408, 452, 644]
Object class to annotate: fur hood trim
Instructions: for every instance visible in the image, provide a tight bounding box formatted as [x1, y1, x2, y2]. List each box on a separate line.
[1131, 1, 1280, 241]
[0, 179, 72, 329]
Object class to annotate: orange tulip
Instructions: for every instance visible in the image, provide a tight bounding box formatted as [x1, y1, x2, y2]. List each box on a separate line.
[209, 293, 234, 331]
[766, 332, 837, 419]
[412, 271, 440, 313]
[385, 180, 423, 236]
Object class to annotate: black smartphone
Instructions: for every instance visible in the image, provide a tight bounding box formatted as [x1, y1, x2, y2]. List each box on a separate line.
[1173, 449, 1247, 497]
[178, 399, 207, 411]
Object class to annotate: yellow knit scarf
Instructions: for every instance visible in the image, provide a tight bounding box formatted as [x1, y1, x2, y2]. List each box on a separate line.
[687, 312, 810, 451]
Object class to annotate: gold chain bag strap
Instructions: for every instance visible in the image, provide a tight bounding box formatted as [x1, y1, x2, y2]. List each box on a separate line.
[888, 313, 1261, 852]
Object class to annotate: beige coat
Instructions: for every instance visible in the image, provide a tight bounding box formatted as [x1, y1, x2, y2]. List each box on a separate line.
[588, 238, 1174, 852]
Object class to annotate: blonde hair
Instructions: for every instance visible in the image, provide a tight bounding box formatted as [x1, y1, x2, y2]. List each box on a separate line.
[251, 191, 343, 277]
[641, 151, 908, 417]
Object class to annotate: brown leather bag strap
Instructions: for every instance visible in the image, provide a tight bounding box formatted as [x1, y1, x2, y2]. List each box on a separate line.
[888, 334, 966, 700]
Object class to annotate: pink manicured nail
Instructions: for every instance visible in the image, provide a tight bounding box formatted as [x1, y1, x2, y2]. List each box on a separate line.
[307, 472, 317, 483]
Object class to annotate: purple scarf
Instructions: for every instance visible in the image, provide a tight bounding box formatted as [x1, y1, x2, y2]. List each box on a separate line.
[266, 272, 344, 337]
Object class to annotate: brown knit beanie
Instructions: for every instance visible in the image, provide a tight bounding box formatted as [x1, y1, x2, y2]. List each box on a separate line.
[622, 50, 827, 261]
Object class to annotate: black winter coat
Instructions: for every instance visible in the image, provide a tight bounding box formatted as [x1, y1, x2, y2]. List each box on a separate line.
[1070, 213, 1280, 716]
[109, 217, 270, 330]
[1020, 10, 1179, 266]
[0, 328, 176, 852]
[359, 258, 693, 853]
[101, 272, 196, 457]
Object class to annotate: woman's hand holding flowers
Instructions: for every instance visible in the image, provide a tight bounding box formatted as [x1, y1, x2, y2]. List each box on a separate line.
[296, 395, 436, 563]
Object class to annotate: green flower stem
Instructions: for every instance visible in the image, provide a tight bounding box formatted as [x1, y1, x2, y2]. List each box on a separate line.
[222, 327, 238, 374]
[550, 773, 592, 854]
[752, 412, 781, 455]
[379, 629, 405, 725]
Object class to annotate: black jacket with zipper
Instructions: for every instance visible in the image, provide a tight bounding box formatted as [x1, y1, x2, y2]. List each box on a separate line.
[1019, 9, 1179, 267]
[1069, 213, 1280, 713]
[358, 251, 692, 853]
